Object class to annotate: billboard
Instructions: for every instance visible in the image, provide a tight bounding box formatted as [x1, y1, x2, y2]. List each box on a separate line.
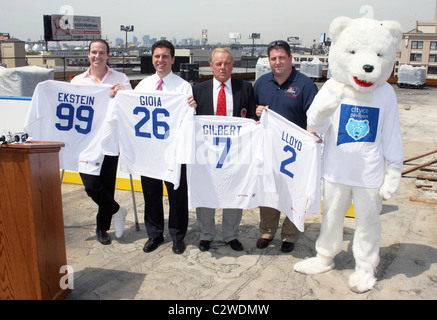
[120, 25, 134, 32]
[43, 15, 101, 41]
[287, 36, 302, 45]
[229, 33, 241, 40]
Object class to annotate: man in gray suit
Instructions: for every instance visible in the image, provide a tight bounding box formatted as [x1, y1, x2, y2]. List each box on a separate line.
[192, 48, 257, 252]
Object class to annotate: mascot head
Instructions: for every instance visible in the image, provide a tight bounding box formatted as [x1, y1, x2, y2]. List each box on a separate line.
[328, 17, 402, 92]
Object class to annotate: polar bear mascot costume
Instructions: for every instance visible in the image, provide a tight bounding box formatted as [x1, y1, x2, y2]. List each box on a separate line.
[293, 16, 404, 293]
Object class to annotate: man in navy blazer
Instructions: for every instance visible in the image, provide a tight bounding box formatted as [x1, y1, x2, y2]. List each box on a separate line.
[192, 48, 257, 252]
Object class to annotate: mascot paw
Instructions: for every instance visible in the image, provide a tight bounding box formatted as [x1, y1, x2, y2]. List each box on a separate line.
[309, 80, 344, 125]
[343, 85, 373, 102]
[325, 78, 347, 95]
[379, 167, 402, 200]
[293, 256, 335, 275]
[348, 269, 376, 293]
[327, 80, 372, 103]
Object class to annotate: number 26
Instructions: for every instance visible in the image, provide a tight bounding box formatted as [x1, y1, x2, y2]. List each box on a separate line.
[134, 107, 170, 140]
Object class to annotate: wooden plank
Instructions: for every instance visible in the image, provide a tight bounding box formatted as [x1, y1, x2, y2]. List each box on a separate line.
[420, 167, 437, 172]
[409, 197, 437, 205]
[402, 159, 437, 175]
[416, 184, 433, 188]
[403, 149, 437, 163]
[416, 175, 437, 181]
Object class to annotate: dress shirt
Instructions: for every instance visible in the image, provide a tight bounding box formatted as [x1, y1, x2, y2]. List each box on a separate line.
[135, 72, 193, 96]
[212, 77, 233, 116]
[71, 66, 132, 89]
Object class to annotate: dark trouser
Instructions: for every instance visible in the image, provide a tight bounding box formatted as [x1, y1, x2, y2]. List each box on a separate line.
[141, 165, 188, 241]
[80, 155, 120, 231]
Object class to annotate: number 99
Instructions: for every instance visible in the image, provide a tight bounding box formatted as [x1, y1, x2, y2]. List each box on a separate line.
[55, 103, 94, 135]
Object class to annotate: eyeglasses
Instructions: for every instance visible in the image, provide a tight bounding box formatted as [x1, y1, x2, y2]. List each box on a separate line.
[268, 40, 288, 48]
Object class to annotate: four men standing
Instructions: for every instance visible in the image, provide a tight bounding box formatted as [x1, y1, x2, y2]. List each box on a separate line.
[74, 39, 318, 254]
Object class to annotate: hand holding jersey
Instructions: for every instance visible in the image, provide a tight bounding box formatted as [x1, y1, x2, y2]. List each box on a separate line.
[101, 90, 194, 189]
[24, 80, 112, 174]
[179, 109, 321, 232]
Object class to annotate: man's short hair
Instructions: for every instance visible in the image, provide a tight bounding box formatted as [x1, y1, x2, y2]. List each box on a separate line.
[89, 39, 110, 54]
[152, 40, 175, 57]
[267, 40, 291, 57]
[209, 48, 234, 65]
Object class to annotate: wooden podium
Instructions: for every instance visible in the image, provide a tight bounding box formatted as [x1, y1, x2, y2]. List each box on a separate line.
[0, 141, 71, 300]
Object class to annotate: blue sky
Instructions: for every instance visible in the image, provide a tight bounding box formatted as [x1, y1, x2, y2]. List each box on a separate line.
[1, 0, 436, 46]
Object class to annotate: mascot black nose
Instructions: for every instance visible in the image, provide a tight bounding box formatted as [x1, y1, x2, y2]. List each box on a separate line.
[363, 64, 374, 73]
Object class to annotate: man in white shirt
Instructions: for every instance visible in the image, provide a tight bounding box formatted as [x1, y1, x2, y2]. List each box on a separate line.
[71, 39, 132, 245]
[134, 40, 193, 254]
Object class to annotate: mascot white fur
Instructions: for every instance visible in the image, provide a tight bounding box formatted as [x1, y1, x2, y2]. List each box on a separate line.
[293, 16, 404, 293]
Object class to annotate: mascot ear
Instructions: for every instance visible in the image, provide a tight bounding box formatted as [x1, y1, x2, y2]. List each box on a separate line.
[381, 20, 403, 51]
[329, 16, 352, 42]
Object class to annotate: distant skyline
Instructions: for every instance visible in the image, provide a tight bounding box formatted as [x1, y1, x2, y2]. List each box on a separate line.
[1, 0, 436, 47]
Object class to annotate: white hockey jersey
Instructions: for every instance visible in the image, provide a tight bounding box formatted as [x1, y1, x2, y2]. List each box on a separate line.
[101, 90, 194, 189]
[260, 109, 322, 232]
[180, 115, 267, 209]
[24, 80, 112, 174]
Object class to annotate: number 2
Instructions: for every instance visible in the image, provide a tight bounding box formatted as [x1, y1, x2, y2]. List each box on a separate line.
[280, 145, 297, 179]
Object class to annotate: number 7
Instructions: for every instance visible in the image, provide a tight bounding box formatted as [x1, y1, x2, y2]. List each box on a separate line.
[213, 137, 231, 168]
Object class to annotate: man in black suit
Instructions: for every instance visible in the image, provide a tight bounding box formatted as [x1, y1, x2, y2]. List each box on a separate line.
[192, 48, 257, 252]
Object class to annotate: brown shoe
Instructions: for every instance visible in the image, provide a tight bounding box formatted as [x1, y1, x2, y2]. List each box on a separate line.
[256, 238, 271, 249]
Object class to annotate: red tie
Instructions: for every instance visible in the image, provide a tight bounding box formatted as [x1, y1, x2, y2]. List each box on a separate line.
[216, 83, 226, 116]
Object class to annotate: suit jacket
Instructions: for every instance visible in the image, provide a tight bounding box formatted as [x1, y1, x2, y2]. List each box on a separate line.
[192, 77, 257, 119]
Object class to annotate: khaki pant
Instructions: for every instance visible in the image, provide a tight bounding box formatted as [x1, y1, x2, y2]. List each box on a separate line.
[259, 206, 300, 243]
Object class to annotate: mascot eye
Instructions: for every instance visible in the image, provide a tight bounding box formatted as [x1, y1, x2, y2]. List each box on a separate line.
[377, 53, 383, 57]
[349, 50, 356, 54]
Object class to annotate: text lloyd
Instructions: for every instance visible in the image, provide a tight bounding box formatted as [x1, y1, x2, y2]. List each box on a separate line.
[282, 131, 302, 151]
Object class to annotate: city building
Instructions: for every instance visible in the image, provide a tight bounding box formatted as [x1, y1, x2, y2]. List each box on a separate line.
[400, 0, 437, 80]
[0, 39, 26, 68]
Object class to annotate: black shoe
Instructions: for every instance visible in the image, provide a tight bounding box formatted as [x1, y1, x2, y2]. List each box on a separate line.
[256, 238, 271, 249]
[96, 229, 111, 245]
[172, 240, 186, 254]
[198, 240, 211, 252]
[143, 236, 164, 253]
[227, 239, 244, 251]
[280, 241, 295, 253]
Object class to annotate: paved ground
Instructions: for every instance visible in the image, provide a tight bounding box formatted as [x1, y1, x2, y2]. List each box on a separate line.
[62, 84, 437, 302]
